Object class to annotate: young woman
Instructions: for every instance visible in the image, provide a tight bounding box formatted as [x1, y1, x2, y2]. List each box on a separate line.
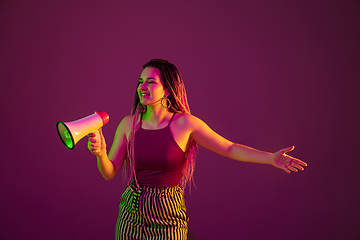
[88, 59, 307, 239]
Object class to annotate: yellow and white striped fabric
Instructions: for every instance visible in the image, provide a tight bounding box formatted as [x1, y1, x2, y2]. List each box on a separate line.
[115, 181, 188, 240]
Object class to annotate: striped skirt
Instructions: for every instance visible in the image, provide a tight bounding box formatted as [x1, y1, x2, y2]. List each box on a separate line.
[115, 181, 188, 240]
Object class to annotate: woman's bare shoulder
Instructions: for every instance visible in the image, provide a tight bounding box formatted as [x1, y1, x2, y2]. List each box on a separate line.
[116, 115, 136, 132]
[122, 114, 135, 124]
[173, 112, 203, 127]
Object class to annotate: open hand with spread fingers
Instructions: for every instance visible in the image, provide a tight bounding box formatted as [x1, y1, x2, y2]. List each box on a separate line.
[271, 146, 307, 173]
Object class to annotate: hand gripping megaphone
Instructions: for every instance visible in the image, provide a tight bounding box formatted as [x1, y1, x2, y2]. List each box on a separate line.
[56, 111, 109, 150]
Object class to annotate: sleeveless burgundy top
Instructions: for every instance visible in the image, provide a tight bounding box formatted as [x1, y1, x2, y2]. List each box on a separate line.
[134, 113, 186, 188]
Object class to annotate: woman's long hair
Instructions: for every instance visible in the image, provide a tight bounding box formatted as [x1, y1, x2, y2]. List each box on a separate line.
[124, 59, 198, 190]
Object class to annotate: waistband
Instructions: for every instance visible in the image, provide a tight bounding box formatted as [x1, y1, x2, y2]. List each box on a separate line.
[130, 179, 182, 194]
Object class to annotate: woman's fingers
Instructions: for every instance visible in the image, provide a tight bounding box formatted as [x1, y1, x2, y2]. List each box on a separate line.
[282, 165, 298, 173]
[282, 167, 290, 173]
[284, 160, 307, 172]
[274, 146, 307, 173]
[292, 163, 304, 171]
[296, 159, 307, 167]
[288, 166, 298, 172]
[90, 142, 100, 148]
[88, 133, 101, 154]
[87, 132, 96, 137]
[281, 146, 295, 155]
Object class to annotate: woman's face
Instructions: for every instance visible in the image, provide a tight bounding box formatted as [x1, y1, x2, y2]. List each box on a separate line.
[138, 67, 168, 106]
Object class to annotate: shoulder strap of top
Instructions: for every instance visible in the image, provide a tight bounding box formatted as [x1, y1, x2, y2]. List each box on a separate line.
[168, 113, 176, 126]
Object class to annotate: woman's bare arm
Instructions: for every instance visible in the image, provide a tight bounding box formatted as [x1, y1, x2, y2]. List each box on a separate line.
[186, 114, 307, 172]
[88, 115, 133, 180]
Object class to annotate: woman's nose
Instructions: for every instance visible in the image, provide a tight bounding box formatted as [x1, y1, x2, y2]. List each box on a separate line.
[138, 83, 147, 92]
[139, 82, 147, 89]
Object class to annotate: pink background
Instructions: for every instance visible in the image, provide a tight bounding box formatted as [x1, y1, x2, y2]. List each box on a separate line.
[1, 0, 359, 239]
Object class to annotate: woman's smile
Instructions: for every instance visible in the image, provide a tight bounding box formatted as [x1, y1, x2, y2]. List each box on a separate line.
[139, 92, 150, 98]
[138, 67, 167, 106]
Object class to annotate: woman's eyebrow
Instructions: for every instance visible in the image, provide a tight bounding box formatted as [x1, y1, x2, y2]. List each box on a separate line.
[139, 77, 156, 81]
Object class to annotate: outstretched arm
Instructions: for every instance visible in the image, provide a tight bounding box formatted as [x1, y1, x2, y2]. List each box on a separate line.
[187, 115, 307, 173]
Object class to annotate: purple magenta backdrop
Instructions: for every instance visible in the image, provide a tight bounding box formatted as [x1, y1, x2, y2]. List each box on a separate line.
[1, 0, 359, 239]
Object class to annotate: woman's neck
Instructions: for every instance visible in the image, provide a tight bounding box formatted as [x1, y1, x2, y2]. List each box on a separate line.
[142, 105, 171, 127]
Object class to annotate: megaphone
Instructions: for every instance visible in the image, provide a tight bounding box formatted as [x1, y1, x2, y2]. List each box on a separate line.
[56, 111, 109, 150]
